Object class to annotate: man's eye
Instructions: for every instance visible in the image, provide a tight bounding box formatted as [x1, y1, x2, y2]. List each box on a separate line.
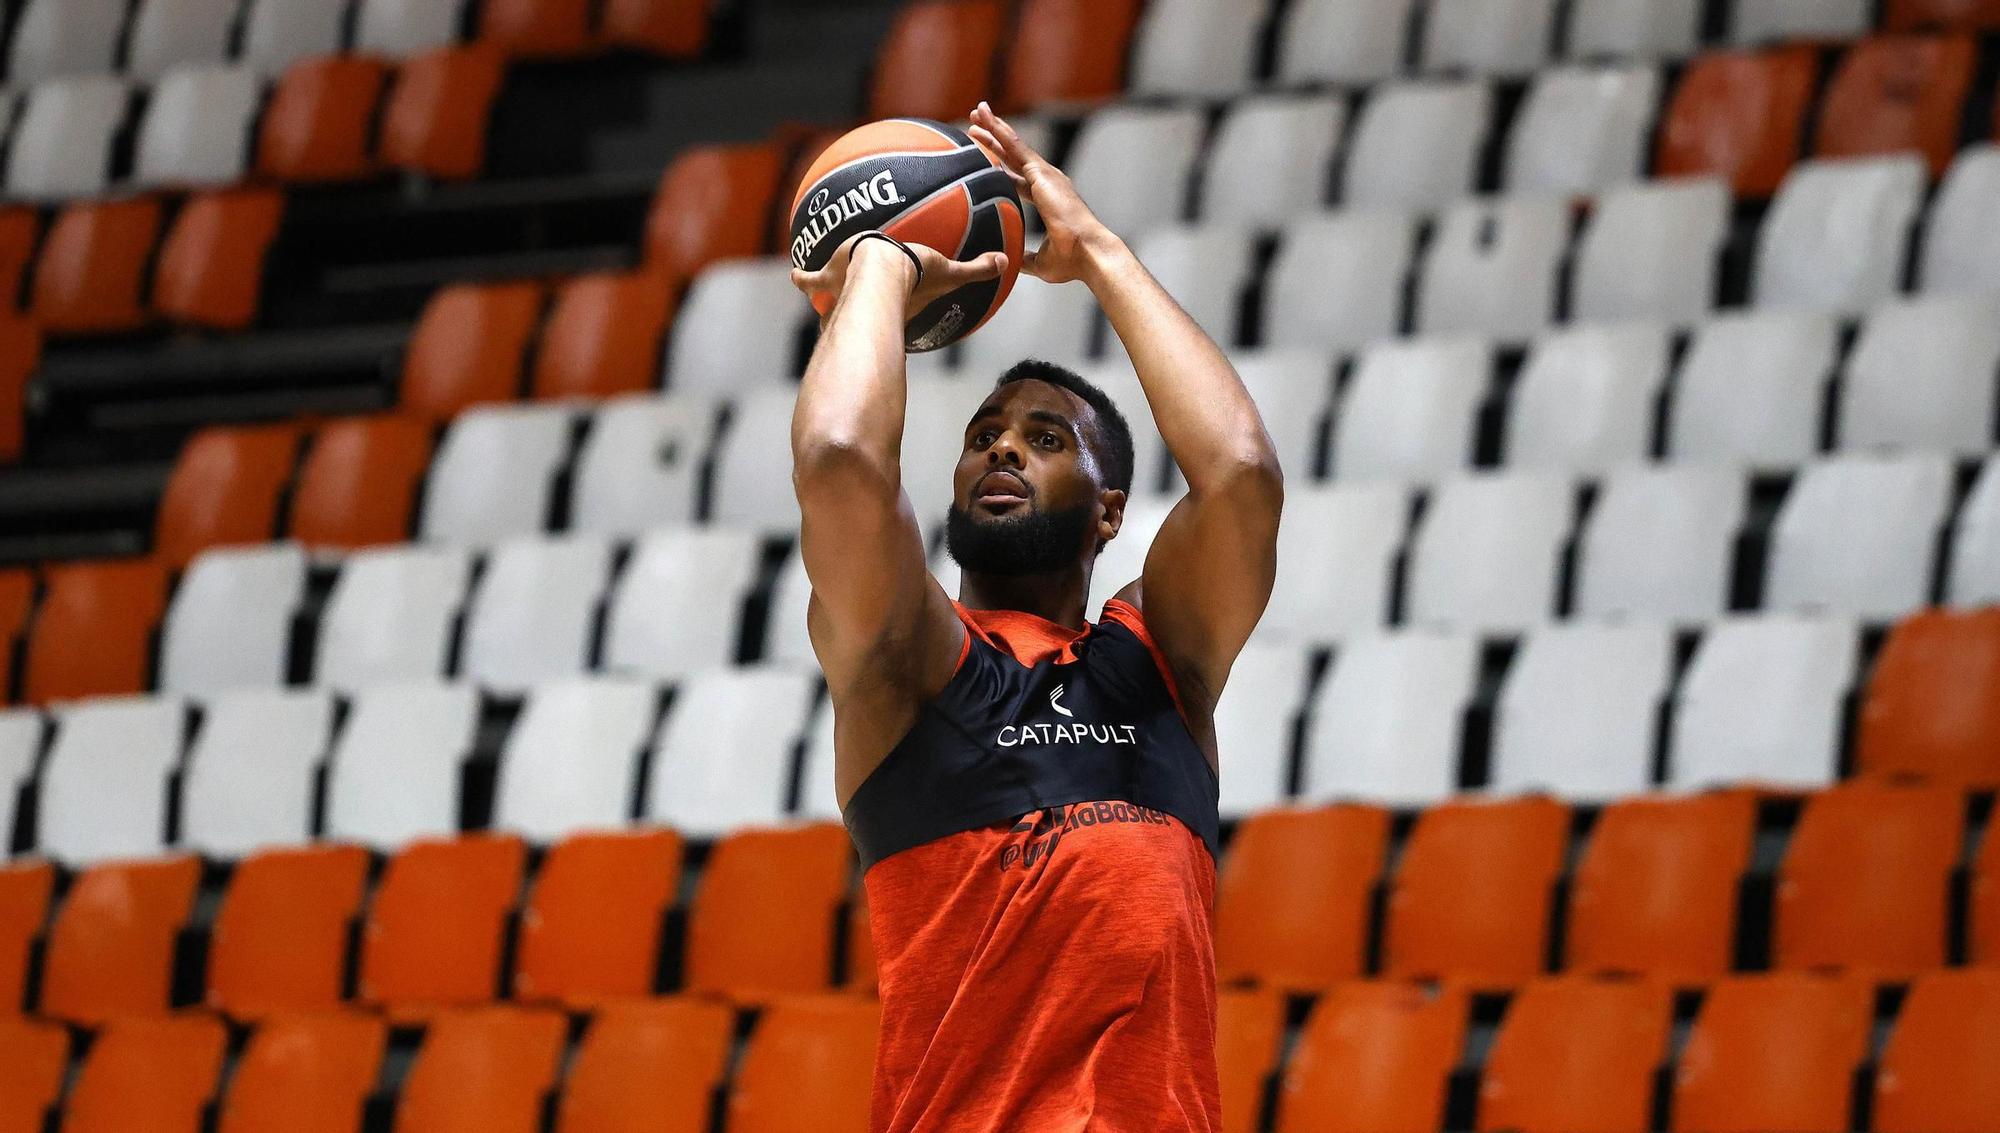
[1037, 433, 1060, 449]
[973, 430, 996, 447]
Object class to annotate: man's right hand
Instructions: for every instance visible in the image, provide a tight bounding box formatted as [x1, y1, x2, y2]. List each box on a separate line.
[790, 231, 1006, 322]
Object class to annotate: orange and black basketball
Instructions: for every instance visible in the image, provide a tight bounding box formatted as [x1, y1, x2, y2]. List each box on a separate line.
[788, 117, 1025, 353]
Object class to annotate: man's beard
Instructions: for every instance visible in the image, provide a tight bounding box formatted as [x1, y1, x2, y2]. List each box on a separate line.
[944, 502, 1095, 577]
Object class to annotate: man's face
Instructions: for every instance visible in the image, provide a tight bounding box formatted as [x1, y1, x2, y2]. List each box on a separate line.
[943, 379, 1122, 576]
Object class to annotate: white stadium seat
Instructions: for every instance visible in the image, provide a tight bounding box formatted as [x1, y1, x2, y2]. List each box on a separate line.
[1567, 0, 1702, 59]
[1300, 629, 1481, 806]
[1667, 309, 1837, 470]
[603, 526, 763, 681]
[1077, 362, 1171, 499]
[1407, 471, 1574, 633]
[1494, 620, 1673, 800]
[133, 65, 264, 189]
[958, 276, 1099, 373]
[1111, 226, 1254, 355]
[1920, 145, 2000, 298]
[493, 677, 660, 842]
[1504, 65, 1660, 197]
[1422, 0, 1559, 77]
[1127, 0, 1268, 98]
[1168, 348, 1334, 493]
[1342, 79, 1491, 210]
[180, 688, 334, 857]
[1576, 463, 1746, 625]
[764, 546, 815, 669]
[570, 394, 716, 536]
[1417, 195, 1569, 342]
[1753, 156, 1926, 316]
[1278, 0, 1416, 86]
[645, 665, 819, 838]
[419, 403, 574, 546]
[1263, 210, 1417, 352]
[127, 0, 241, 81]
[0, 711, 43, 855]
[1504, 322, 1671, 474]
[1838, 294, 2000, 456]
[1669, 613, 1857, 790]
[1732, 0, 1870, 45]
[354, 0, 468, 56]
[1065, 105, 1206, 239]
[1212, 641, 1314, 819]
[6, 76, 130, 202]
[900, 377, 980, 542]
[315, 544, 471, 693]
[461, 534, 614, 694]
[242, 0, 353, 75]
[1087, 496, 1173, 616]
[40, 695, 184, 866]
[325, 682, 479, 850]
[710, 387, 800, 534]
[1331, 337, 1489, 483]
[796, 697, 839, 820]
[7, 0, 129, 86]
[666, 258, 809, 393]
[1261, 481, 1408, 641]
[1571, 177, 1730, 325]
[1199, 94, 1345, 228]
[1767, 453, 1955, 621]
[1947, 454, 2000, 607]
[160, 542, 306, 697]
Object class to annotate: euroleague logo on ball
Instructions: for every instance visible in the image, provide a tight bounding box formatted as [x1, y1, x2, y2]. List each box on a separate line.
[792, 170, 908, 267]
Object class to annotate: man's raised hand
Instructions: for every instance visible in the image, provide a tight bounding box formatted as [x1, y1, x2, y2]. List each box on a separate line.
[967, 101, 1117, 286]
[790, 230, 1007, 321]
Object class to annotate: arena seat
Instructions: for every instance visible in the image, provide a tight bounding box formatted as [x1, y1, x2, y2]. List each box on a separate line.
[40, 855, 200, 1025]
[1258, 481, 1403, 641]
[1408, 472, 1574, 634]
[1670, 614, 1858, 789]
[133, 65, 264, 188]
[1208, 988, 1283, 1131]
[492, 677, 658, 841]
[159, 543, 304, 697]
[205, 843, 371, 1019]
[1495, 621, 1672, 800]
[955, 275, 1100, 372]
[601, 528, 759, 683]
[763, 549, 814, 673]
[1127, 0, 1266, 97]
[665, 258, 809, 393]
[153, 188, 289, 331]
[242, 0, 354, 75]
[313, 544, 470, 691]
[1002, 0, 1143, 110]
[0, 712, 38, 849]
[1766, 452, 1954, 620]
[557, 996, 735, 1131]
[1920, 145, 2000, 295]
[23, 556, 169, 706]
[127, 0, 240, 80]
[400, 281, 546, 419]
[1504, 323, 1670, 473]
[378, 43, 507, 181]
[5, 76, 131, 202]
[685, 822, 850, 1004]
[1386, 796, 1569, 988]
[513, 829, 683, 1007]
[1571, 178, 1728, 325]
[646, 666, 817, 837]
[324, 681, 479, 848]
[1777, 780, 1962, 976]
[1199, 95, 1345, 228]
[1576, 465, 1744, 625]
[1866, 969, 1999, 1131]
[0, 1018, 66, 1132]
[419, 403, 572, 546]
[359, 833, 525, 1019]
[1423, 0, 1559, 76]
[0, 575, 35, 704]
[1568, 0, 1702, 58]
[6, 0, 128, 86]
[644, 143, 785, 285]
[256, 57, 391, 182]
[396, 1006, 567, 1131]
[461, 533, 613, 693]
[1857, 607, 2000, 786]
[480, 0, 599, 58]
[1568, 791, 1756, 982]
[1817, 34, 1975, 175]
[30, 197, 163, 336]
[1261, 211, 1417, 352]
[1330, 337, 1486, 482]
[1672, 972, 1873, 1133]
[1215, 805, 1389, 992]
[728, 995, 879, 1133]
[0, 861, 53, 1014]
[181, 689, 334, 857]
[1208, 644, 1313, 817]
[1887, 0, 2000, 28]
[1657, 47, 1817, 196]
[62, 1014, 226, 1133]
[1416, 195, 1568, 342]
[533, 270, 677, 400]
[1840, 294, 2000, 455]
[568, 394, 715, 534]
[1193, 350, 1333, 492]
[1666, 310, 1836, 468]
[867, 0, 1004, 121]
[1754, 155, 1928, 315]
[1479, 976, 1673, 1133]
[709, 387, 801, 534]
[287, 415, 434, 550]
[1949, 455, 2000, 605]
[1301, 629, 1479, 805]
[1732, 0, 1873, 44]
[1084, 493, 1171, 612]
[601, 0, 712, 57]
[39, 695, 184, 864]
[1505, 64, 1660, 196]
[356, 0, 470, 56]
[1275, 982, 1466, 1133]
[153, 425, 298, 569]
[217, 1012, 387, 1133]
[1064, 104, 1206, 237]
[1342, 79, 1491, 209]
[1277, 0, 1416, 85]
[1113, 226, 1253, 352]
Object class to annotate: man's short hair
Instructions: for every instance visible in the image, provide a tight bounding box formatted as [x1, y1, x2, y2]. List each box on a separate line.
[993, 359, 1136, 495]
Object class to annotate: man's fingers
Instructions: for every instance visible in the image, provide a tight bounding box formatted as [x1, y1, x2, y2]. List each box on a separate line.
[790, 267, 821, 294]
[973, 101, 1042, 168]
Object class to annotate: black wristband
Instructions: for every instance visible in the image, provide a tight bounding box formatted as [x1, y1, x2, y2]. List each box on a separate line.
[852, 230, 923, 291]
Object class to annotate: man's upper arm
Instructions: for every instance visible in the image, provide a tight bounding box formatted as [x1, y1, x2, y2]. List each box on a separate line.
[1128, 470, 1282, 699]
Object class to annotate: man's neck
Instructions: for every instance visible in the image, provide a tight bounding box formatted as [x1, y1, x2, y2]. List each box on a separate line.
[956, 566, 1094, 630]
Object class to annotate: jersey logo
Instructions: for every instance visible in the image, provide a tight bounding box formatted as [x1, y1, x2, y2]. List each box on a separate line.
[1050, 683, 1073, 717]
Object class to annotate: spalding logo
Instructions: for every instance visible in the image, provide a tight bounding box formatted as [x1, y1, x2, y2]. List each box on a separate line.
[807, 187, 832, 215]
[791, 170, 907, 267]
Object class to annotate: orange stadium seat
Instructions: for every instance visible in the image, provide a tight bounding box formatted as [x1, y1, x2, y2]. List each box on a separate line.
[397, 1006, 568, 1133]
[39, 856, 200, 1025]
[1973, 813, 2000, 965]
[1384, 795, 1569, 990]
[1886, 0, 2000, 29]
[1214, 804, 1390, 993]
[0, 208, 39, 313]
[1873, 968, 2000, 1133]
[514, 829, 685, 1007]
[0, 568, 33, 703]
[844, 884, 876, 992]
[1816, 34, 1975, 175]
[22, 556, 169, 705]
[258, 57, 392, 183]
[727, 994, 880, 1133]
[481, 0, 600, 58]
[1218, 988, 1286, 1133]
[63, 1015, 226, 1133]
[1003, 0, 1145, 113]
[0, 315, 39, 463]
[1775, 780, 1962, 978]
[868, 0, 1006, 122]
[1658, 47, 1819, 197]
[1672, 972, 1873, 1133]
[380, 44, 508, 182]
[30, 198, 165, 336]
[0, 1017, 67, 1133]
[685, 822, 851, 1004]
[556, 997, 736, 1133]
[603, 0, 712, 58]
[1856, 607, 2000, 787]
[287, 415, 433, 551]
[218, 1013, 388, 1133]
[154, 424, 300, 569]
[400, 280, 548, 419]
[1275, 981, 1467, 1133]
[0, 862, 52, 1014]
[532, 269, 677, 400]
[1566, 791, 1757, 983]
[645, 142, 786, 285]
[153, 188, 288, 331]
[207, 844, 373, 1020]
[359, 833, 525, 1021]
[1479, 976, 1673, 1133]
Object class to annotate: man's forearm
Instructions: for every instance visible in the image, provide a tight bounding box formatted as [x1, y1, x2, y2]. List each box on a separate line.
[791, 244, 918, 475]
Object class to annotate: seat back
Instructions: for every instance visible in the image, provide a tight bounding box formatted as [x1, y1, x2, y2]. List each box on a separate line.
[242, 0, 354, 75]
[181, 688, 334, 857]
[1407, 472, 1574, 634]
[160, 543, 307, 697]
[63, 1015, 226, 1133]
[314, 544, 470, 692]
[1670, 614, 1857, 790]
[0, 1017, 66, 1132]
[1494, 621, 1673, 801]
[378, 43, 507, 181]
[1416, 196, 1569, 342]
[493, 678, 659, 842]
[401, 282, 547, 420]
[129, 0, 245, 79]
[355, 0, 468, 55]
[1261, 480, 1404, 644]
[1857, 607, 2000, 786]
[1504, 322, 1671, 474]
[514, 829, 684, 1006]
[288, 416, 434, 551]
[1657, 47, 1817, 195]
[1506, 64, 1660, 196]
[1767, 452, 1953, 620]
[325, 682, 479, 849]
[1840, 293, 2000, 456]
[30, 196, 160, 335]
[1004, 0, 1143, 109]
[1201, 95, 1345, 228]
[153, 187, 288, 331]
[727, 995, 881, 1133]
[1215, 805, 1390, 992]
[1218, 988, 1287, 1133]
[1753, 155, 1927, 315]
[360, 834, 525, 1020]
[257, 56, 390, 182]
[1874, 969, 2000, 1133]
[1063, 104, 1206, 237]
[41, 856, 201, 1025]
[1479, 977, 1673, 1133]
[1385, 796, 1569, 989]
[1276, 982, 1467, 1133]
[133, 64, 263, 188]
[1818, 33, 1975, 174]
[1576, 463, 1745, 624]
[40, 695, 184, 865]
[418, 402, 573, 546]
[6, 77, 131, 203]
[686, 822, 850, 1004]
[1332, 337, 1489, 482]
[1302, 629, 1480, 806]
[23, 558, 168, 706]
[1573, 177, 1730, 324]
[1667, 309, 1836, 468]
[533, 270, 676, 400]
[460, 533, 614, 694]
[155, 425, 300, 569]
[569, 395, 716, 534]
[1920, 145, 2000, 295]
[1776, 780, 1963, 977]
[7, 0, 129, 85]
[1672, 973, 1873, 1133]
[867, 0, 1004, 120]
[218, 1013, 387, 1133]
[1422, 0, 1558, 76]
[396, 1006, 568, 1132]
[1343, 79, 1491, 210]
[0, 863, 53, 1017]
[557, 997, 735, 1132]
[207, 844, 371, 1020]
[1568, 791, 1756, 983]
[1127, 0, 1264, 97]
[646, 666, 819, 837]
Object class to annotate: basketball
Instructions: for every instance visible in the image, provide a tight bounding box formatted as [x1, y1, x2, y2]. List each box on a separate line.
[788, 117, 1026, 353]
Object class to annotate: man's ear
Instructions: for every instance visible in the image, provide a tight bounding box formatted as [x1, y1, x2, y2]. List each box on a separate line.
[1098, 488, 1127, 544]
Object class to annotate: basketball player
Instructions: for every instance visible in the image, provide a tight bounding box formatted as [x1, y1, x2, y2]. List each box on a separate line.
[789, 102, 1282, 1132]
